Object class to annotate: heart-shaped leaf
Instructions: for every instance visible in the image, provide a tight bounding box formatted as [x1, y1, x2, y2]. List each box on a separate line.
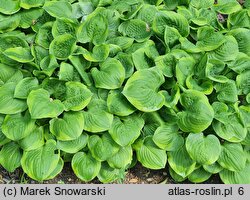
[50, 111, 84, 141]
[97, 162, 122, 183]
[14, 77, 39, 99]
[2, 112, 36, 141]
[72, 152, 101, 182]
[186, 133, 221, 165]
[27, 88, 64, 119]
[109, 114, 144, 147]
[21, 140, 61, 181]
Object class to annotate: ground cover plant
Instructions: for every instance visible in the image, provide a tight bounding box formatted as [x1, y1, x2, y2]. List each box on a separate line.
[0, 0, 250, 184]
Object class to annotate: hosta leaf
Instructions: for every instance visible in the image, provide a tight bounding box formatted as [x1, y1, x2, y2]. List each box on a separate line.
[217, 143, 246, 172]
[3, 47, 34, 63]
[0, 142, 22, 172]
[72, 152, 101, 182]
[177, 90, 214, 133]
[43, 0, 72, 19]
[118, 19, 152, 42]
[77, 9, 108, 45]
[49, 34, 76, 60]
[18, 8, 44, 29]
[212, 114, 247, 142]
[82, 44, 109, 62]
[14, 77, 39, 99]
[58, 62, 79, 81]
[20, 0, 45, 9]
[134, 136, 167, 170]
[206, 59, 228, 83]
[21, 140, 60, 181]
[57, 133, 88, 154]
[63, 81, 92, 111]
[35, 22, 53, 49]
[153, 123, 184, 151]
[229, 28, 250, 56]
[83, 108, 113, 133]
[168, 145, 196, 178]
[153, 11, 189, 37]
[107, 37, 134, 50]
[27, 88, 64, 119]
[0, 14, 20, 33]
[236, 70, 250, 95]
[214, 0, 242, 14]
[88, 133, 120, 161]
[190, 0, 214, 9]
[122, 67, 165, 112]
[228, 53, 250, 73]
[0, 83, 27, 114]
[107, 145, 133, 169]
[164, 26, 181, 51]
[203, 162, 223, 174]
[209, 36, 239, 62]
[188, 167, 212, 183]
[18, 126, 44, 151]
[50, 111, 84, 141]
[0, 0, 20, 15]
[214, 80, 238, 103]
[219, 162, 250, 184]
[107, 89, 136, 116]
[97, 162, 122, 183]
[52, 18, 77, 38]
[2, 112, 36, 141]
[91, 58, 125, 89]
[109, 114, 144, 147]
[0, 63, 23, 85]
[186, 133, 221, 165]
[45, 157, 64, 180]
[0, 115, 10, 146]
[169, 167, 187, 182]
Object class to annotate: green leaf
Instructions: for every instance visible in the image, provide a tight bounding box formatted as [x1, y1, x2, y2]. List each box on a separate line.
[2, 112, 36, 141]
[52, 18, 77, 38]
[107, 145, 133, 169]
[212, 114, 247, 143]
[35, 22, 53, 49]
[3, 47, 34, 63]
[0, 142, 22, 172]
[177, 90, 214, 133]
[45, 157, 64, 180]
[214, 80, 238, 103]
[168, 145, 196, 178]
[57, 133, 88, 154]
[20, 0, 45, 9]
[19, 8, 44, 29]
[14, 77, 39, 99]
[153, 123, 184, 151]
[236, 70, 250, 95]
[214, 0, 242, 14]
[0, 63, 23, 85]
[49, 34, 76, 60]
[186, 133, 221, 165]
[0, 114, 10, 146]
[82, 103, 113, 133]
[91, 58, 125, 89]
[109, 114, 144, 147]
[107, 89, 136, 116]
[0, 82, 27, 114]
[153, 11, 189, 37]
[82, 44, 110, 62]
[77, 9, 108, 45]
[0, 14, 20, 33]
[190, 0, 214, 9]
[217, 143, 246, 172]
[203, 162, 223, 174]
[122, 67, 165, 112]
[134, 136, 167, 170]
[188, 167, 212, 183]
[21, 140, 60, 181]
[63, 81, 92, 111]
[27, 88, 65, 119]
[118, 19, 152, 42]
[0, 0, 20, 15]
[97, 162, 122, 183]
[50, 111, 84, 141]
[43, 0, 72, 19]
[18, 126, 44, 151]
[72, 152, 101, 182]
[88, 133, 120, 161]
[219, 162, 250, 184]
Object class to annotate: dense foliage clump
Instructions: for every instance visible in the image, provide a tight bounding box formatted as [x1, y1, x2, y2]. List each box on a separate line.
[0, 0, 250, 184]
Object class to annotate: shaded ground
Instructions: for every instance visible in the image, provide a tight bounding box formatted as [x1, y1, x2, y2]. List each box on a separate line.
[0, 163, 222, 184]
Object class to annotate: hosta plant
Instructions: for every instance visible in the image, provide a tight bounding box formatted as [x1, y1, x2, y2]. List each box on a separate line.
[0, 0, 250, 184]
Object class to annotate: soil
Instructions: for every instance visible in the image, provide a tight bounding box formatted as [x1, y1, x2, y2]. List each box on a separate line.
[0, 163, 222, 184]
